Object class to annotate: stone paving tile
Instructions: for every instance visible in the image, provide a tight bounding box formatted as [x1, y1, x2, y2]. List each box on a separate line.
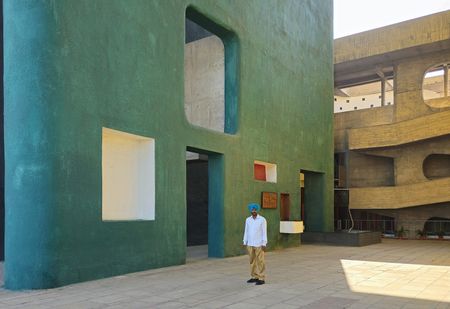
[266, 303, 300, 309]
[52, 301, 107, 309]
[437, 303, 450, 309]
[194, 299, 233, 308]
[300, 296, 357, 308]
[0, 240, 449, 308]
[244, 291, 297, 306]
[223, 302, 263, 309]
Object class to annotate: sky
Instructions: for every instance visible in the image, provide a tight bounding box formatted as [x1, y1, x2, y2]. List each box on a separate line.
[334, 0, 450, 38]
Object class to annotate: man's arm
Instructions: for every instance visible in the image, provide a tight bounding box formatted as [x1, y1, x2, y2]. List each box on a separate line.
[243, 218, 248, 246]
[261, 218, 267, 248]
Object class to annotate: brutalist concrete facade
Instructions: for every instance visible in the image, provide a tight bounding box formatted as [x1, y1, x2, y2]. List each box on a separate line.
[4, 1, 333, 289]
[334, 11, 450, 238]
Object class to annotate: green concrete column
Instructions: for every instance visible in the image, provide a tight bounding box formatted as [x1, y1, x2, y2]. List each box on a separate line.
[4, 0, 59, 289]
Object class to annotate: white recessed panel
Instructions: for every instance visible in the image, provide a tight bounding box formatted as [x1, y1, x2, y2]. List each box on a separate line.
[102, 128, 155, 221]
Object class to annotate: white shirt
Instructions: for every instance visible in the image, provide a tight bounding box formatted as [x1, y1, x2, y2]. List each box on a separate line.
[243, 214, 267, 247]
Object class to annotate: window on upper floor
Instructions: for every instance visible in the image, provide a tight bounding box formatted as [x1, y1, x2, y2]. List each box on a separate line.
[423, 63, 450, 108]
[184, 7, 238, 134]
[334, 79, 394, 113]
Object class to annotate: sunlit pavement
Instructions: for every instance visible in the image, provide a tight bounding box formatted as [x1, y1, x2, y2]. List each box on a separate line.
[0, 239, 449, 308]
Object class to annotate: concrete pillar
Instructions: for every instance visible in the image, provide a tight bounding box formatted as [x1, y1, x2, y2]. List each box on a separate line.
[444, 64, 448, 97]
[381, 78, 386, 106]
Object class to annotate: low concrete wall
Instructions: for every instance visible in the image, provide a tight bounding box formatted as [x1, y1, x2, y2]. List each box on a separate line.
[348, 110, 450, 150]
[301, 231, 381, 246]
[349, 177, 450, 209]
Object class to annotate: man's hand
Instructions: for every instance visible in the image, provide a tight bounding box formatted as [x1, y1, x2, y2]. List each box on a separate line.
[261, 246, 266, 251]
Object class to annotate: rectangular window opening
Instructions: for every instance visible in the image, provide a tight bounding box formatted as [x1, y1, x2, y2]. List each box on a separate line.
[102, 128, 155, 221]
[254, 160, 277, 183]
[334, 74, 394, 113]
[184, 7, 238, 134]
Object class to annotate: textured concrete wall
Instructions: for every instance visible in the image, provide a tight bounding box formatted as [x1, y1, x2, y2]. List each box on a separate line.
[334, 11, 450, 64]
[348, 109, 450, 150]
[334, 12, 450, 221]
[395, 50, 450, 122]
[394, 136, 450, 185]
[348, 152, 394, 187]
[423, 154, 450, 179]
[4, 0, 333, 289]
[349, 177, 450, 209]
[352, 127, 450, 186]
[184, 36, 225, 132]
[372, 202, 450, 239]
[334, 106, 394, 152]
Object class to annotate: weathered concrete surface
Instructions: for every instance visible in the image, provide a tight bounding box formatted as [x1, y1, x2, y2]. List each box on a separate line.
[394, 50, 450, 122]
[334, 106, 394, 152]
[334, 12, 450, 218]
[185, 36, 225, 132]
[349, 177, 450, 210]
[347, 109, 450, 150]
[4, 0, 334, 289]
[301, 231, 381, 246]
[373, 203, 450, 239]
[347, 152, 394, 188]
[335, 10, 450, 69]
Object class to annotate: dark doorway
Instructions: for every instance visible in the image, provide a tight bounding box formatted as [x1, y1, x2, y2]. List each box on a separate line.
[186, 151, 208, 246]
[300, 172, 305, 222]
[186, 148, 224, 258]
[301, 169, 325, 232]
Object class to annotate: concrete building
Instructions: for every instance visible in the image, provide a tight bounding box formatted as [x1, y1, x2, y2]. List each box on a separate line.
[4, 1, 333, 289]
[333, 11, 450, 239]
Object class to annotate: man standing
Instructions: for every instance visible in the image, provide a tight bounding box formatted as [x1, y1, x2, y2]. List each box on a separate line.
[243, 203, 267, 285]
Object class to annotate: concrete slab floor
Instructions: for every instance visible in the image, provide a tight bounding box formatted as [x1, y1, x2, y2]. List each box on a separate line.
[0, 239, 449, 308]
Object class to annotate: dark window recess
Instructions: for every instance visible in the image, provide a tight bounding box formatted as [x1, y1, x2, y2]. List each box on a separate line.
[370, 104, 374, 108]
[339, 107, 343, 110]
[362, 98, 365, 101]
[346, 100, 350, 103]
[354, 107, 357, 110]
[280, 193, 290, 221]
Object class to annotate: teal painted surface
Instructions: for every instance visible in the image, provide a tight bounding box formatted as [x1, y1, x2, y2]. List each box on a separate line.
[303, 171, 328, 232]
[208, 154, 224, 257]
[4, 0, 333, 289]
[4, 0, 60, 289]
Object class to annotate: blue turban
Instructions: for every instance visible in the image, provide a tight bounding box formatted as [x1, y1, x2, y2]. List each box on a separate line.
[247, 203, 261, 212]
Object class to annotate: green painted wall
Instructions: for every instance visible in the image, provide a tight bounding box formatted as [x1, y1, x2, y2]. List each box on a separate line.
[4, 0, 334, 289]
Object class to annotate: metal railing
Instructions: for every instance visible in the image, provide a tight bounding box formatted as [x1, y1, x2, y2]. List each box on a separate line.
[336, 219, 394, 233]
[335, 219, 450, 239]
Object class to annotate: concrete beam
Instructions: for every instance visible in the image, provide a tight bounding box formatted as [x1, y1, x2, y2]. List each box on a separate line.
[349, 177, 450, 209]
[348, 110, 450, 150]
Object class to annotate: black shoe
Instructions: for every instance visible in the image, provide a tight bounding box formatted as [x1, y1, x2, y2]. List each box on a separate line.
[247, 278, 258, 283]
[255, 280, 265, 285]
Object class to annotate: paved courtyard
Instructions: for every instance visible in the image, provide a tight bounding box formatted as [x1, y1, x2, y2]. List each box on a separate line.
[0, 239, 449, 308]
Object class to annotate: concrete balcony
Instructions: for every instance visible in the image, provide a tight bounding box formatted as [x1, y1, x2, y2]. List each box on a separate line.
[349, 177, 450, 209]
[348, 110, 450, 150]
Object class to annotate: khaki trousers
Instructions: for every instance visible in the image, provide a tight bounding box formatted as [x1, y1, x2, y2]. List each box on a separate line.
[247, 246, 265, 280]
